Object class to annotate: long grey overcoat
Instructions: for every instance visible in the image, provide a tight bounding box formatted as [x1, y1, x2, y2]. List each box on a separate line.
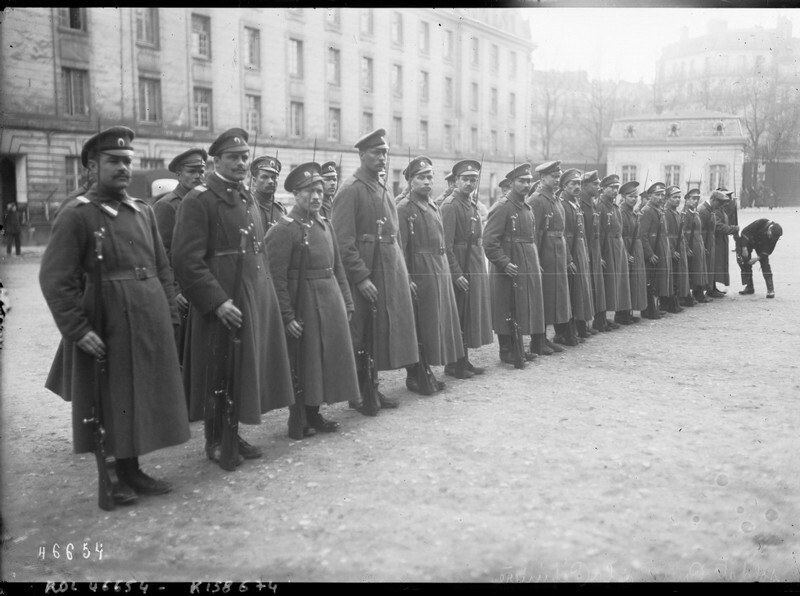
[579, 191, 606, 313]
[682, 207, 709, 288]
[665, 207, 691, 297]
[562, 197, 595, 321]
[620, 203, 648, 311]
[597, 196, 631, 311]
[639, 204, 673, 296]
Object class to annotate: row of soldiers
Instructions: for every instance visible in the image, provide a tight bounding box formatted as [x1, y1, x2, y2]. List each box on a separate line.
[39, 125, 781, 509]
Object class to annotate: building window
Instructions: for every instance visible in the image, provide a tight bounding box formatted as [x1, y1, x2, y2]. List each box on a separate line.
[470, 82, 479, 111]
[361, 56, 374, 93]
[326, 8, 340, 27]
[138, 77, 162, 122]
[328, 107, 341, 142]
[193, 87, 212, 129]
[471, 37, 479, 66]
[58, 8, 85, 31]
[443, 124, 452, 152]
[664, 165, 681, 188]
[509, 92, 516, 118]
[419, 21, 430, 54]
[135, 8, 158, 46]
[140, 158, 165, 170]
[491, 44, 499, 72]
[392, 64, 403, 98]
[419, 120, 428, 150]
[289, 101, 304, 137]
[65, 156, 83, 193]
[709, 165, 728, 191]
[289, 39, 303, 79]
[393, 116, 403, 146]
[490, 88, 497, 114]
[362, 111, 374, 135]
[245, 27, 260, 69]
[444, 30, 454, 61]
[327, 47, 341, 86]
[508, 132, 515, 154]
[62, 68, 89, 116]
[360, 9, 374, 35]
[509, 51, 517, 78]
[444, 77, 453, 107]
[490, 130, 497, 154]
[245, 94, 261, 133]
[391, 12, 403, 45]
[191, 14, 211, 59]
[470, 127, 478, 153]
[621, 165, 637, 184]
[419, 70, 429, 103]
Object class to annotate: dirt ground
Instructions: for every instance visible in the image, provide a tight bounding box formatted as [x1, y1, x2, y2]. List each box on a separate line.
[1, 206, 798, 583]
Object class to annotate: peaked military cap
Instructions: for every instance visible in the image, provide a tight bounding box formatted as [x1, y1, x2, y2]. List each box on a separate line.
[619, 181, 640, 196]
[444, 171, 455, 183]
[284, 162, 322, 193]
[665, 185, 682, 197]
[647, 182, 667, 194]
[451, 159, 481, 178]
[320, 161, 338, 178]
[169, 148, 208, 173]
[251, 155, 282, 176]
[81, 126, 135, 167]
[506, 162, 533, 180]
[559, 168, 582, 188]
[582, 170, 599, 184]
[499, 178, 511, 190]
[403, 156, 434, 181]
[209, 128, 249, 156]
[354, 128, 389, 151]
[684, 188, 701, 200]
[534, 160, 562, 177]
[600, 174, 620, 188]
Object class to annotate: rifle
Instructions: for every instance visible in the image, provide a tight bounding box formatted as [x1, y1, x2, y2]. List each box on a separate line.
[356, 215, 385, 416]
[290, 220, 311, 427]
[83, 228, 115, 511]
[406, 212, 437, 394]
[215, 225, 251, 471]
[506, 214, 526, 369]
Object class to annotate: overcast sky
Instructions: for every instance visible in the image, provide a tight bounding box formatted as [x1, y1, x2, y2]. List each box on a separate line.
[527, 8, 798, 84]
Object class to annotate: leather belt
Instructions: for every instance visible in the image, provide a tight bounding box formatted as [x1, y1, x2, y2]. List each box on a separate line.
[288, 268, 333, 279]
[545, 231, 564, 238]
[213, 247, 263, 257]
[607, 233, 621, 238]
[104, 266, 156, 281]
[416, 247, 446, 255]
[360, 234, 395, 244]
[504, 239, 534, 244]
[454, 238, 483, 247]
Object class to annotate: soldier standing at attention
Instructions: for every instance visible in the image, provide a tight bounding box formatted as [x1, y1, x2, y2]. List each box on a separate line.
[579, 171, 610, 332]
[639, 182, 672, 319]
[397, 156, 464, 391]
[40, 126, 189, 505]
[702, 189, 739, 298]
[483, 163, 544, 363]
[172, 128, 295, 468]
[737, 218, 782, 299]
[265, 162, 359, 439]
[619, 181, 647, 322]
[434, 171, 456, 207]
[664, 185, 689, 312]
[330, 128, 418, 412]
[250, 155, 286, 232]
[596, 174, 632, 327]
[681, 188, 710, 305]
[528, 160, 572, 348]
[319, 161, 339, 219]
[441, 159, 493, 377]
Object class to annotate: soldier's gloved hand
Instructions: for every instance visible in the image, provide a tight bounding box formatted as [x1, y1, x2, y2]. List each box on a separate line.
[176, 292, 189, 314]
[410, 281, 418, 299]
[215, 299, 243, 330]
[504, 262, 518, 278]
[741, 247, 749, 259]
[455, 275, 469, 292]
[687, 249, 694, 257]
[649, 255, 659, 265]
[567, 262, 577, 275]
[357, 278, 378, 303]
[78, 330, 106, 359]
[286, 319, 303, 339]
[628, 255, 634, 264]
[673, 251, 680, 260]
[732, 225, 739, 233]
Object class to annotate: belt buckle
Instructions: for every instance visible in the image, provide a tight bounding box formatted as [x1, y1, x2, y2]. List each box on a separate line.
[135, 267, 148, 281]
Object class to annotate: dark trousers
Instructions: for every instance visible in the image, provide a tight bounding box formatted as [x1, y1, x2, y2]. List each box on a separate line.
[5, 233, 20, 255]
[740, 251, 773, 290]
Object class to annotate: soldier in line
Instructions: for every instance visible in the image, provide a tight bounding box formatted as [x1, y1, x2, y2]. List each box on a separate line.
[441, 159, 493, 378]
[579, 171, 610, 332]
[596, 174, 632, 327]
[619, 181, 646, 322]
[639, 182, 672, 320]
[560, 168, 596, 340]
[251, 155, 286, 231]
[737, 218, 783, 299]
[664, 185, 690, 312]
[40, 126, 189, 505]
[330, 128, 418, 412]
[528, 160, 572, 349]
[703, 189, 739, 298]
[434, 170, 456, 207]
[483, 163, 544, 363]
[397, 156, 464, 391]
[319, 160, 339, 219]
[681, 188, 710, 305]
[265, 162, 359, 439]
[172, 129, 295, 468]
[496, 178, 511, 204]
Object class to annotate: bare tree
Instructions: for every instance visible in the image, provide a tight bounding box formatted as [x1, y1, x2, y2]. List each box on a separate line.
[530, 70, 570, 161]
[576, 80, 619, 164]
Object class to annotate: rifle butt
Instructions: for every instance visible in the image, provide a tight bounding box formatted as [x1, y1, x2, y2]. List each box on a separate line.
[95, 452, 116, 511]
[219, 337, 242, 471]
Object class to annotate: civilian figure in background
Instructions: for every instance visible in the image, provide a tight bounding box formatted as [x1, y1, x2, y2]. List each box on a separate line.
[251, 155, 286, 231]
[619, 181, 646, 322]
[596, 174, 632, 326]
[40, 126, 189, 505]
[319, 161, 339, 219]
[700, 189, 738, 298]
[3, 202, 22, 256]
[266, 162, 359, 439]
[737, 219, 783, 299]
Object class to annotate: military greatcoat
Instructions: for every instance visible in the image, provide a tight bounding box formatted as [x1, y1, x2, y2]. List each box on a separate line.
[639, 204, 673, 296]
[397, 194, 464, 366]
[40, 188, 190, 458]
[527, 187, 571, 325]
[682, 207, 709, 289]
[255, 191, 288, 233]
[579, 190, 606, 313]
[620, 203, 648, 311]
[172, 173, 295, 423]
[697, 201, 717, 288]
[597, 195, 631, 311]
[483, 193, 546, 336]
[562, 196, 595, 321]
[665, 207, 691, 297]
[265, 206, 359, 406]
[708, 202, 737, 285]
[440, 191, 494, 348]
[330, 166, 418, 370]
